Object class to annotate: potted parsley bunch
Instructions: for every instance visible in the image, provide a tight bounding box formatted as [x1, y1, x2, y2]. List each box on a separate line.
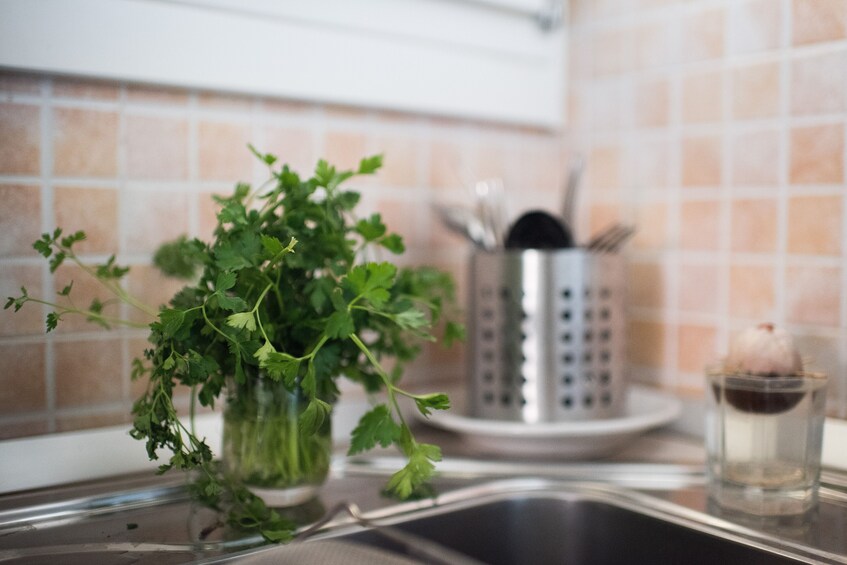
[6, 147, 463, 541]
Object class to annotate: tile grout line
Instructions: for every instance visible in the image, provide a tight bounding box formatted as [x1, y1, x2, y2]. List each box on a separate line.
[774, 0, 791, 331]
[664, 2, 683, 392]
[841, 47, 847, 418]
[116, 82, 133, 407]
[39, 75, 56, 433]
[187, 89, 200, 238]
[716, 0, 732, 358]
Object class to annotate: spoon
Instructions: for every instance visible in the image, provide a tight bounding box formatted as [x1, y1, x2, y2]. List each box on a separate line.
[505, 210, 575, 249]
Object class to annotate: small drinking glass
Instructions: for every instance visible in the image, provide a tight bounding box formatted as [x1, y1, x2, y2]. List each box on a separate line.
[706, 371, 828, 516]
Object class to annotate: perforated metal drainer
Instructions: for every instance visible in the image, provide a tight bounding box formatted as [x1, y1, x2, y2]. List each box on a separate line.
[469, 249, 626, 422]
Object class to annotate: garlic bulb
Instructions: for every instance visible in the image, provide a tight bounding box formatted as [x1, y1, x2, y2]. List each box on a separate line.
[724, 323, 803, 377]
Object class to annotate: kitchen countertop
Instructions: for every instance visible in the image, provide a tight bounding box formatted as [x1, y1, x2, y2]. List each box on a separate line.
[1, 425, 845, 564]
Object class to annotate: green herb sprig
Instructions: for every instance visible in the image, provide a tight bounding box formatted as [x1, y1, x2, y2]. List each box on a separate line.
[5, 147, 464, 541]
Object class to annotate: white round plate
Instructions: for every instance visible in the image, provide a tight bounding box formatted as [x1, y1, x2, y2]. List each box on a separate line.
[418, 386, 682, 459]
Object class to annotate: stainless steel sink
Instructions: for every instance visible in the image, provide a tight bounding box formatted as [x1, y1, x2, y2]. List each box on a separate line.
[2, 460, 847, 564]
[339, 484, 821, 564]
[210, 476, 847, 565]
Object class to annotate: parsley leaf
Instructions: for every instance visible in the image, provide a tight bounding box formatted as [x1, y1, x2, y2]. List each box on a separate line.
[348, 404, 400, 455]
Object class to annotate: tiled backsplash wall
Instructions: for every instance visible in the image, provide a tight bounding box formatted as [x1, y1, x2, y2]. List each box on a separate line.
[569, 0, 846, 417]
[1, 0, 846, 439]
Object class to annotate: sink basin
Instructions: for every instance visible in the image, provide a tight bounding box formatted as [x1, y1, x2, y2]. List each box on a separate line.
[345, 490, 802, 564]
[232, 478, 846, 565]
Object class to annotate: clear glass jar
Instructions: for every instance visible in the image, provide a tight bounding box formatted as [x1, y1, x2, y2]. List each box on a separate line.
[706, 371, 827, 516]
[222, 377, 331, 507]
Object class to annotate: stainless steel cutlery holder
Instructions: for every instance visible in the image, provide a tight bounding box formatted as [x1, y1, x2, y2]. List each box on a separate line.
[469, 249, 627, 422]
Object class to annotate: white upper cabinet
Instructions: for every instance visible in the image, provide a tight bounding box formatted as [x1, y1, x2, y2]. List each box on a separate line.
[0, 0, 566, 128]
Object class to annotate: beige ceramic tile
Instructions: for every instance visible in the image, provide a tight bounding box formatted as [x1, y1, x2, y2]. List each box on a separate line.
[729, 263, 776, 319]
[591, 28, 628, 76]
[516, 138, 564, 194]
[792, 334, 842, 414]
[567, 85, 586, 128]
[632, 202, 668, 250]
[680, 200, 721, 251]
[198, 91, 253, 112]
[682, 135, 722, 187]
[262, 97, 316, 116]
[473, 140, 513, 190]
[53, 108, 118, 177]
[0, 71, 42, 94]
[591, 0, 623, 20]
[196, 191, 224, 243]
[588, 83, 626, 132]
[0, 103, 40, 175]
[125, 83, 190, 106]
[56, 410, 130, 433]
[682, 69, 724, 124]
[0, 184, 41, 257]
[52, 77, 120, 100]
[787, 194, 843, 255]
[568, 0, 593, 25]
[123, 189, 190, 254]
[628, 260, 668, 309]
[791, 50, 847, 116]
[125, 264, 185, 324]
[634, 77, 670, 128]
[679, 7, 725, 63]
[792, 0, 847, 45]
[635, 0, 678, 9]
[790, 124, 845, 184]
[376, 197, 420, 251]
[324, 130, 368, 172]
[373, 108, 428, 129]
[587, 144, 621, 191]
[569, 35, 593, 81]
[429, 138, 468, 192]
[54, 338, 124, 407]
[0, 342, 46, 414]
[0, 419, 50, 440]
[633, 21, 670, 70]
[373, 135, 420, 188]
[678, 262, 720, 315]
[677, 324, 718, 373]
[262, 126, 316, 176]
[324, 102, 372, 121]
[731, 198, 778, 253]
[196, 121, 253, 182]
[0, 264, 43, 336]
[785, 265, 841, 326]
[54, 186, 118, 254]
[627, 319, 667, 369]
[631, 140, 671, 189]
[587, 204, 623, 240]
[731, 61, 781, 120]
[126, 115, 189, 180]
[731, 129, 780, 186]
[729, 0, 783, 54]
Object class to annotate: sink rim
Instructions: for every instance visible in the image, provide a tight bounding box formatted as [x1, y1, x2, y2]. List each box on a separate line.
[296, 478, 847, 565]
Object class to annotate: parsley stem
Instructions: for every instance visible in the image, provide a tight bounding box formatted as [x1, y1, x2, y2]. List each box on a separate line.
[348, 332, 407, 427]
[21, 297, 149, 329]
[63, 249, 158, 318]
[201, 303, 237, 345]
